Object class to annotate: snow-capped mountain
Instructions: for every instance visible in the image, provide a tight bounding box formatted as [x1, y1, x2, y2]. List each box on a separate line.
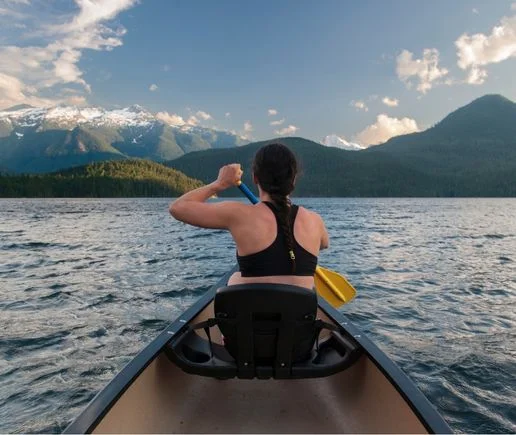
[0, 104, 249, 173]
[321, 134, 364, 151]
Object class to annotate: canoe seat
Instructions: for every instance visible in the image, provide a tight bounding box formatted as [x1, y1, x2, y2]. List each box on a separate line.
[165, 284, 361, 379]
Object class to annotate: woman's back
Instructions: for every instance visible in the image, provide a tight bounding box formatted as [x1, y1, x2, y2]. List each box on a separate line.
[169, 143, 329, 289]
[228, 201, 326, 289]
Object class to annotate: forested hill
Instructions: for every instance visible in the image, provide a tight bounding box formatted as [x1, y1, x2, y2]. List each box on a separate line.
[166, 137, 444, 197]
[0, 159, 203, 197]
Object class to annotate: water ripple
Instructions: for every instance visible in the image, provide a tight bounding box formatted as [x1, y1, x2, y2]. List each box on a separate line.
[0, 198, 515, 433]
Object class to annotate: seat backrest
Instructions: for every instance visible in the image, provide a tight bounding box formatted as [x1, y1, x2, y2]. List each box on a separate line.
[214, 284, 318, 376]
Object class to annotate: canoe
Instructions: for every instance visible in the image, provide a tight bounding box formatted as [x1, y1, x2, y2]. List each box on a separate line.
[64, 268, 451, 434]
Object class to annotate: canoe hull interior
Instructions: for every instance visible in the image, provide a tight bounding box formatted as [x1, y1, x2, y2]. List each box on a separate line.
[65, 272, 450, 434]
[92, 302, 427, 434]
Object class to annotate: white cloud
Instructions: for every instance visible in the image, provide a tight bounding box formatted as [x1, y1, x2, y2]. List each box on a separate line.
[321, 135, 364, 151]
[186, 115, 199, 126]
[396, 49, 449, 94]
[356, 114, 420, 146]
[0, 72, 57, 108]
[455, 12, 516, 85]
[156, 111, 186, 127]
[195, 110, 212, 120]
[0, 6, 28, 19]
[225, 112, 231, 118]
[149, 83, 158, 92]
[275, 125, 298, 136]
[382, 97, 399, 107]
[270, 118, 285, 126]
[351, 100, 368, 111]
[244, 121, 253, 133]
[66, 95, 87, 106]
[268, 108, 277, 116]
[472, 8, 479, 14]
[0, 0, 138, 109]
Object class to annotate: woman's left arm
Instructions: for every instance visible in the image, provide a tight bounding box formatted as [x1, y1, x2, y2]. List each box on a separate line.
[169, 164, 244, 229]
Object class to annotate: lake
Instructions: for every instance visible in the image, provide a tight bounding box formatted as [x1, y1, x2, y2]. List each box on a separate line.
[0, 198, 515, 433]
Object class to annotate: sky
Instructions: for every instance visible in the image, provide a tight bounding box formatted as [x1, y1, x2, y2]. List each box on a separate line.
[1, 0, 515, 147]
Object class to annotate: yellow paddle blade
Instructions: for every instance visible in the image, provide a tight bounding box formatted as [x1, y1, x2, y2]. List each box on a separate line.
[314, 265, 357, 308]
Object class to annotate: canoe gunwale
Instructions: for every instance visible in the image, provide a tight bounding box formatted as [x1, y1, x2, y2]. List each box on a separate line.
[64, 266, 451, 434]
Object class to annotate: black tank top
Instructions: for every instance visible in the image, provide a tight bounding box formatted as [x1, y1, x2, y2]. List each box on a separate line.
[236, 202, 318, 277]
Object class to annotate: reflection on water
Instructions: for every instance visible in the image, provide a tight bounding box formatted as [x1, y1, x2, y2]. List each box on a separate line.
[0, 198, 515, 433]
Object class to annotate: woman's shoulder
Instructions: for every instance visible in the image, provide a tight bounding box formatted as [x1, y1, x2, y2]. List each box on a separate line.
[295, 205, 325, 227]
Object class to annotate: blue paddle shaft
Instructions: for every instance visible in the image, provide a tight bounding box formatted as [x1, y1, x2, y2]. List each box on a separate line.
[238, 183, 259, 204]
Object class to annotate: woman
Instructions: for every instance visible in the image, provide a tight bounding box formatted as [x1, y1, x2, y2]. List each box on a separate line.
[169, 143, 329, 289]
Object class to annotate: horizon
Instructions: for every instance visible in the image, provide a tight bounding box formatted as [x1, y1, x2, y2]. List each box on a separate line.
[1, 0, 516, 148]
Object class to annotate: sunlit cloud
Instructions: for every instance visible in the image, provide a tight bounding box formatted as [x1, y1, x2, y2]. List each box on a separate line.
[275, 124, 298, 136]
[0, 0, 138, 109]
[149, 83, 158, 92]
[356, 114, 420, 146]
[186, 115, 199, 126]
[455, 10, 516, 85]
[156, 111, 186, 126]
[396, 49, 449, 94]
[270, 118, 285, 126]
[268, 108, 277, 116]
[382, 97, 399, 107]
[351, 100, 368, 112]
[195, 110, 212, 120]
[244, 120, 253, 133]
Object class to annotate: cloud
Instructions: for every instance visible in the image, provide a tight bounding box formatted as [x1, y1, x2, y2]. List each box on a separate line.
[244, 120, 253, 133]
[156, 111, 186, 127]
[455, 12, 516, 85]
[0, 72, 56, 108]
[195, 110, 212, 120]
[321, 135, 364, 151]
[268, 108, 277, 116]
[513, 3, 516, 11]
[396, 49, 449, 93]
[351, 100, 368, 111]
[472, 8, 479, 14]
[0, 6, 28, 19]
[275, 125, 298, 136]
[0, 0, 138, 109]
[356, 114, 420, 146]
[149, 83, 158, 92]
[162, 64, 170, 72]
[270, 118, 285, 126]
[225, 112, 231, 118]
[66, 95, 87, 106]
[382, 97, 399, 107]
[186, 115, 199, 126]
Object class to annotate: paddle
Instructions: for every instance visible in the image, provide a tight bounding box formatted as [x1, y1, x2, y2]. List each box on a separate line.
[236, 181, 356, 307]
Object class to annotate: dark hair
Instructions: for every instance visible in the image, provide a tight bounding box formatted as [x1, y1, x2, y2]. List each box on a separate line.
[252, 143, 298, 273]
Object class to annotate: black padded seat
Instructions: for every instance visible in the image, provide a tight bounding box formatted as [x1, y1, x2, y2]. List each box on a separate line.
[165, 284, 361, 379]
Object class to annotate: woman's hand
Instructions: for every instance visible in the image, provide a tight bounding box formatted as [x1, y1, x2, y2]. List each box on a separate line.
[215, 164, 243, 190]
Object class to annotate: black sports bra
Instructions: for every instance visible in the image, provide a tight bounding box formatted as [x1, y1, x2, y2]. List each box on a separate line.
[236, 202, 318, 277]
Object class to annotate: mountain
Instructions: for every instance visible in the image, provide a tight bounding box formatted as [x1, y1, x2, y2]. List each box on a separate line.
[166, 95, 516, 197]
[0, 159, 203, 197]
[2, 94, 515, 196]
[0, 105, 248, 173]
[367, 94, 516, 171]
[166, 137, 441, 197]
